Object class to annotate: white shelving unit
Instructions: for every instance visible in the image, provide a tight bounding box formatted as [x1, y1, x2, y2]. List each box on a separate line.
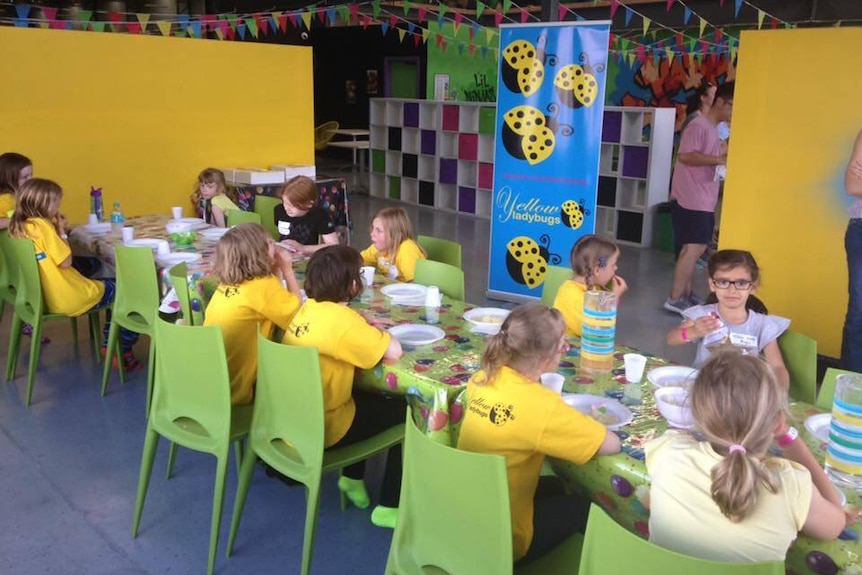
[596, 106, 675, 247]
[369, 98, 497, 218]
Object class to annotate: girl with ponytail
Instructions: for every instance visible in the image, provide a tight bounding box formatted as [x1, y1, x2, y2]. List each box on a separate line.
[646, 351, 855, 562]
[458, 302, 620, 564]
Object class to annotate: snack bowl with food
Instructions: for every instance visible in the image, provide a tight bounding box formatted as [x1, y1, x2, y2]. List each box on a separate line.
[654, 386, 695, 429]
[170, 231, 197, 246]
[166, 221, 194, 235]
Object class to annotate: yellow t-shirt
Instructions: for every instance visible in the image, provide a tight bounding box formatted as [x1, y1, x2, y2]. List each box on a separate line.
[553, 279, 588, 337]
[457, 366, 607, 561]
[645, 431, 812, 563]
[204, 275, 300, 405]
[0, 192, 15, 217]
[360, 238, 425, 281]
[23, 218, 104, 316]
[212, 193, 239, 214]
[282, 299, 391, 447]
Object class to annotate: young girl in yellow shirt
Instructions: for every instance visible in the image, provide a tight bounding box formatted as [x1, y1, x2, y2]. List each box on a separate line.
[204, 223, 302, 405]
[360, 207, 425, 281]
[0, 152, 33, 229]
[283, 245, 404, 528]
[553, 235, 628, 336]
[191, 168, 239, 228]
[457, 302, 621, 563]
[9, 178, 140, 366]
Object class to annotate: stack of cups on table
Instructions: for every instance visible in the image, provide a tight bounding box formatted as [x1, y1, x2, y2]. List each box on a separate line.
[579, 290, 618, 377]
[826, 373, 862, 489]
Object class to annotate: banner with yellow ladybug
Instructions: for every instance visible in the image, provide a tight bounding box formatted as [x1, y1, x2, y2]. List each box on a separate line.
[488, 21, 610, 301]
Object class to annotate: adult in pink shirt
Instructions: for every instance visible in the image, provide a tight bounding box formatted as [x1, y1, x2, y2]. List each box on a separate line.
[664, 82, 735, 315]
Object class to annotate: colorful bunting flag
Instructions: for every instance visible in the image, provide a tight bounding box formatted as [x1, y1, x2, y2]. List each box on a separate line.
[156, 20, 171, 36]
[190, 21, 203, 38]
[699, 17, 707, 38]
[683, 7, 692, 24]
[245, 17, 257, 38]
[398, 28, 406, 42]
[326, 7, 336, 26]
[770, 16, 779, 29]
[520, 10, 529, 23]
[15, 4, 31, 19]
[237, 22, 246, 40]
[494, 11, 503, 26]
[403, 0, 411, 16]
[301, 11, 312, 30]
[381, 22, 389, 34]
[609, 0, 620, 19]
[422, 28, 429, 42]
[757, 9, 765, 29]
[642, 17, 650, 36]
[476, 1, 485, 19]
[414, 33, 421, 47]
[317, 8, 326, 23]
[259, 16, 269, 36]
[107, 11, 124, 33]
[454, 12, 463, 31]
[624, 7, 633, 26]
[734, 0, 743, 18]
[418, 7, 426, 23]
[665, 47, 675, 64]
[372, 0, 381, 20]
[558, 5, 567, 21]
[338, 5, 350, 24]
[90, 21, 106, 33]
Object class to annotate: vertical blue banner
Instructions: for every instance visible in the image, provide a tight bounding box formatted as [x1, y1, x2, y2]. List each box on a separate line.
[488, 22, 610, 301]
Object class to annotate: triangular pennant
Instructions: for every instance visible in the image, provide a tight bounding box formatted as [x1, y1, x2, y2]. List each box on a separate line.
[503, 0, 512, 13]
[471, 23, 479, 40]
[558, 5, 567, 21]
[408, 22, 416, 35]
[418, 7, 426, 23]
[301, 11, 312, 30]
[156, 20, 171, 36]
[441, 40, 447, 54]
[485, 27, 495, 43]
[413, 33, 421, 46]
[458, 42, 465, 55]
[620, 37, 630, 52]
[494, 11, 503, 26]
[666, 0, 674, 11]
[624, 7, 633, 26]
[107, 11, 123, 32]
[326, 7, 336, 26]
[245, 16, 258, 37]
[730, 47, 737, 61]
[388, 14, 397, 27]
[399, 28, 406, 42]
[438, 3, 448, 19]
[338, 6, 351, 24]
[422, 28, 429, 42]
[665, 47, 675, 64]
[784, 21, 793, 29]
[15, 4, 31, 19]
[476, 1, 485, 19]
[699, 17, 707, 38]
[688, 36, 697, 53]
[481, 45, 488, 58]
[628, 53, 636, 67]
[360, 15, 370, 29]
[381, 22, 389, 34]
[734, 0, 743, 18]
[215, 28, 224, 40]
[270, 11, 282, 29]
[636, 44, 646, 62]
[757, 9, 765, 29]
[349, 4, 359, 22]
[137, 13, 150, 31]
[317, 9, 326, 23]
[237, 22, 247, 40]
[190, 21, 202, 38]
[770, 16, 779, 29]
[259, 16, 269, 35]
[126, 20, 142, 34]
[520, 10, 529, 23]
[289, 13, 300, 28]
[683, 7, 692, 24]
[91, 21, 106, 32]
[643, 17, 651, 36]
[217, 19, 229, 36]
[403, 0, 412, 15]
[200, 15, 214, 30]
[42, 6, 58, 25]
[715, 28, 723, 44]
[454, 12, 463, 31]
[226, 26, 235, 40]
[78, 9, 93, 24]
[609, 0, 620, 19]
[372, 1, 381, 19]
[227, 15, 238, 31]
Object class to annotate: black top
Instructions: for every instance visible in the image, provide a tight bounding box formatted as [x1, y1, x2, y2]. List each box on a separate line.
[273, 204, 335, 245]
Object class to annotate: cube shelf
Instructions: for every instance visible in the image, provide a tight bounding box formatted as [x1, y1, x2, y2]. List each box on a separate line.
[436, 184, 457, 210]
[402, 128, 420, 155]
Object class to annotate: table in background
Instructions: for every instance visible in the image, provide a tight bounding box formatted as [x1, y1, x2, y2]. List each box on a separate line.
[328, 141, 370, 192]
[545, 343, 859, 575]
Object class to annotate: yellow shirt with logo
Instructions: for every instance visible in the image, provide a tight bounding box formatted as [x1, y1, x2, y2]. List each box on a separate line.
[646, 430, 812, 563]
[553, 279, 588, 337]
[23, 218, 104, 316]
[457, 366, 607, 561]
[282, 299, 391, 447]
[360, 238, 425, 282]
[204, 275, 300, 405]
[0, 192, 15, 218]
[212, 193, 239, 214]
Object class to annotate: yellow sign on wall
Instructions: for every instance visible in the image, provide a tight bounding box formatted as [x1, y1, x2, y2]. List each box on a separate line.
[722, 28, 862, 358]
[0, 27, 313, 223]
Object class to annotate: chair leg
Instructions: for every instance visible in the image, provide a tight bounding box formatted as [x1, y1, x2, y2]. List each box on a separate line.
[166, 442, 178, 479]
[301, 482, 322, 575]
[207, 453, 230, 575]
[146, 338, 155, 415]
[6, 314, 23, 381]
[339, 470, 347, 511]
[226, 449, 259, 556]
[100, 320, 120, 397]
[132, 426, 160, 538]
[69, 316, 78, 347]
[24, 320, 44, 407]
[233, 440, 244, 477]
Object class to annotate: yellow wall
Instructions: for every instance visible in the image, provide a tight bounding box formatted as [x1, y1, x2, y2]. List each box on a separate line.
[722, 28, 862, 358]
[0, 27, 313, 223]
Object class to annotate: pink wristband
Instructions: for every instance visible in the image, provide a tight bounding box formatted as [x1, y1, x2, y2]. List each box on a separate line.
[776, 426, 799, 449]
[680, 326, 689, 343]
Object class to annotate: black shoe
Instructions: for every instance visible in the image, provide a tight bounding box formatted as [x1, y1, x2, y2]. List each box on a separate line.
[262, 461, 301, 487]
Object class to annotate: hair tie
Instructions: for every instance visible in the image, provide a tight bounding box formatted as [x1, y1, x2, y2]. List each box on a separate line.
[597, 255, 608, 268]
[728, 444, 746, 455]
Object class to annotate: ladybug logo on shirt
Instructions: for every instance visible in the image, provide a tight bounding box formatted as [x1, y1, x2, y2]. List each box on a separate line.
[489, 403, 515, 426]
[223, 286, 240, 298]
[292, 323, 309, 338]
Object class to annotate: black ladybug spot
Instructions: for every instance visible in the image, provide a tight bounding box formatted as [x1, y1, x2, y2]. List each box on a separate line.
[539, 146, 544, 151]
[575, 69, 583, 76]
[529, 135, 537, 142]
[539, 265, 546, 274]
[527, 50, 534, 58]
[529, 153, 538, 160]
[510, 57, 518, 64]
[590, 80, 596, 87]
[529, 109, 536, 115]
[516, 111, 524, 118]
[512, 45, 520, 53]
[527, 262, 534, 269]
[536, 71, 543, 78]
[584, 97, 591, 103]
[524, 86, 531, 93]
[530, 247, 538, 254]
[513, 122, 522, 130]
[578, 84, 584, 90]
[516, 240, 524, 247]
[545, 139, 553, 146]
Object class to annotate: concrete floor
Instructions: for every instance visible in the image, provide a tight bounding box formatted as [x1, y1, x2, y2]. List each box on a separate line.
[0, 160, 702, 574]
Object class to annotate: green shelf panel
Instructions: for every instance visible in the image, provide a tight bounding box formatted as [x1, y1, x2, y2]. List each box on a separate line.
[388, 176, 401, 200]
[372, 150, 385, 173]
[478, 107, 496, 136]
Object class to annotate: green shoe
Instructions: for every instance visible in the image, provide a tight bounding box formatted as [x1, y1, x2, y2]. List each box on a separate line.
[371, 505, 398, 529]
[337, 476, 370, 509]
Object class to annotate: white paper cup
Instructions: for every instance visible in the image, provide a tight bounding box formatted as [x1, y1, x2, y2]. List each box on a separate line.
[87, 213, 99, 225]
[540, 372, 565, 395]
[157, 240, 170, 257]
[121, 226, 134, 242]
[424, 285, 441, 307]
[624, 353, 648, 384]
[171, 206, 183, 220]
[361, 266, 375, 287]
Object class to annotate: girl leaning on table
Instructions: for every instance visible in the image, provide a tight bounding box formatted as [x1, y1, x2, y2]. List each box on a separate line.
[203, 223, 302, 405]
[646, 351, 857, 563]
[360, 207, 425, 282]
[191, 168, 240, 228]
[457, 302, 621, 565]
[282, 245, 405, 528]
[9, 178, 141, 367]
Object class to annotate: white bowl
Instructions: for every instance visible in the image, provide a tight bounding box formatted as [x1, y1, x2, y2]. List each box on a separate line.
[166, 221, 193, 234]
[654, 387, 695, 429]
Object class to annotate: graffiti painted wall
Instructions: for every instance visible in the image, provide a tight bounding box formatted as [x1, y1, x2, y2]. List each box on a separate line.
[425, 22, 499, 102]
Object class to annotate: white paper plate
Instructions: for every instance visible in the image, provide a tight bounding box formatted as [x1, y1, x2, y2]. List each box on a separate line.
[125, 238, 162, 250]
[464, 308, 510, 330]
[157, 253, 202, 266]
[169, 217, 207, 230]
[647, 366, 699, 388]
[562, 394, 633, 430]
[200, 227, 229, 241]
[804, 413, 831, 443]
[389, 324, 445, 346]
[381, 283, 427, 300]
[82, 223, 111, 233]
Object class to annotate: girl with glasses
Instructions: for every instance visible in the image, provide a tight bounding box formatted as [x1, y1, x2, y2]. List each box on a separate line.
[666, 249, 790, 388]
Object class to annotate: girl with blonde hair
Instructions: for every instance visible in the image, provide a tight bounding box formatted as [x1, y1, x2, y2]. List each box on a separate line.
[191, 168, 239, 228]
[204, 223, 301, 405]
[458, 302, 620, 564]
[0, 152, 33, 229]
[647, 352, 854, 562]
[360, 207, 425, 281]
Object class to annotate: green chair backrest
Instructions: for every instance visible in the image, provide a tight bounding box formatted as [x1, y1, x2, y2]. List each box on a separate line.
[5, 237, 45, 323]
[150, 318, 232, 450]
[226, 209, 262, 227]
[168, 262, 194, 325]
[577, 504, 783, 575]
[541, 265, 572, 306]
[386, 406, 514, 575]
[0, 230, 16, 304]
[114, 245, 160, 334]
[252, 335, 325, 483]
[414, 259, 465, 301]
[417, 235, 462, 269]
[778, 330, 817, 404]
[817, 367, 860, 410]
[253, 196, 282, 241]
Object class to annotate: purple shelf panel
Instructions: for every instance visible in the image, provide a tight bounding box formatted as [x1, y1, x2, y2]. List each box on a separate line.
[602, 111, 622, 143]
[621, 146, 649, 179]
[421, 130, 436, 155]
[439, 158, 458, 184]
[403, 103, 420, 128]
[459, 187, 476, 214]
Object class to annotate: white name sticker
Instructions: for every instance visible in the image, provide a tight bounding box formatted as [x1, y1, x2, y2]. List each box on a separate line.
[729, 333, 758, 350]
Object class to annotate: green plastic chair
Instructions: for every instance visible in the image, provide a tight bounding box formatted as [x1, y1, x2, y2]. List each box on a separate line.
[816, 367, 860, 410]
[253, 195, 281, 241]
[0, 230, 16, 320]
[168, 262, 197, 326]
[541, 265, 572, 306]
[385, 407, 583, 575]
[414, 259, 465, 301]
[132, 319, 252, 575]
[226, 209, 261, 227]
[577, 503, 783, 575]
[778, 330, 817, 404]
[4, 237, 103, 406]
[101, 246, 159, 400]
[417, 235, 463, 269]
[227, 334, 405, 575]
